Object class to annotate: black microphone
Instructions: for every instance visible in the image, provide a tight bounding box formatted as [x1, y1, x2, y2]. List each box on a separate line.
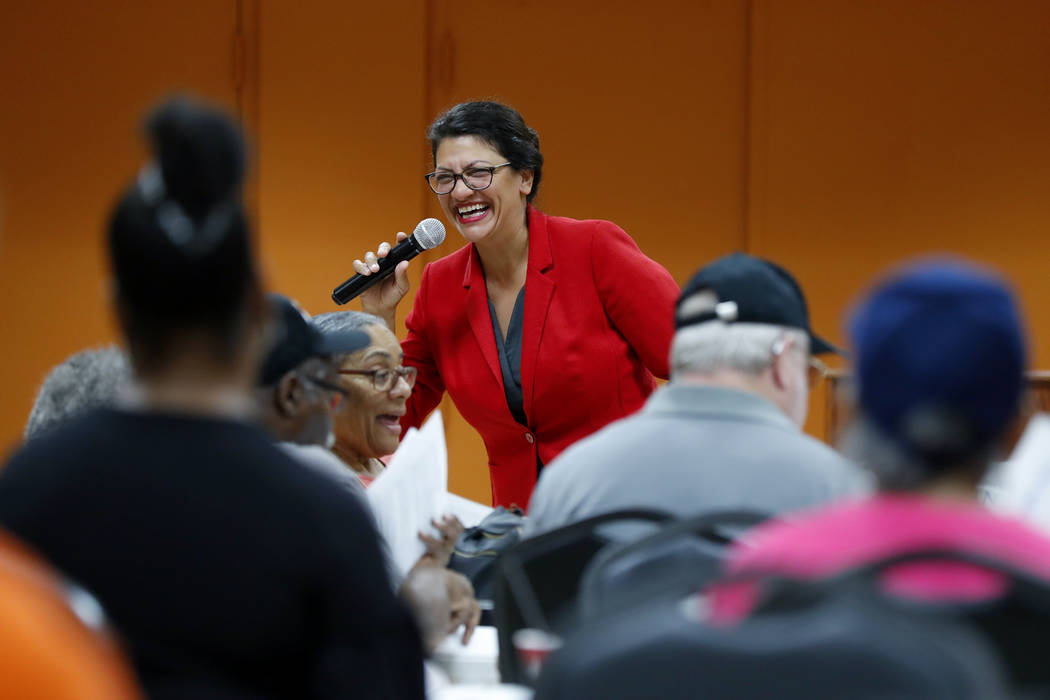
[332, 218, 446, 305]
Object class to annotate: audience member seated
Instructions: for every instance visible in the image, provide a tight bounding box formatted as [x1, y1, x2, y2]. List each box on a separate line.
[258, 295, 481, 650]
[526, 253, 868, 536]
[713, 260, 1050, 621]
[0, 97, 424, 699]
[257, 294, 372, 498]
[23, 345, 130, 441]
[313, 309, 406, 486]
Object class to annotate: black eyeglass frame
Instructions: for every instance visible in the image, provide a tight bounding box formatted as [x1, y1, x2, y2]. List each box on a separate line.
[424, 162, 512, 195]
[300, 374, 350, 408]
[338, 366, 418, 392]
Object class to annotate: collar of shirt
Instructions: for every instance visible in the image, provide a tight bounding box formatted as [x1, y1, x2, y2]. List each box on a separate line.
[643, 383, 798, 433]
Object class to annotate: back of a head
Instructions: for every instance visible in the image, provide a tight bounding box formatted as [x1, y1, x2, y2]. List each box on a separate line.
[672, 252, 836, 377]
[671, 322, 805, 378]
[24, 347, 131, 441]
[108, 97, 256, 371]
[849, 259, 1027, 482]
[257, 297, 372, 388]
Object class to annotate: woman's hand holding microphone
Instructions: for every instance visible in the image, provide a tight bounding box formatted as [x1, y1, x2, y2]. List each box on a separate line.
[343, 218, 445, 331]
[350, 232, 411, 331]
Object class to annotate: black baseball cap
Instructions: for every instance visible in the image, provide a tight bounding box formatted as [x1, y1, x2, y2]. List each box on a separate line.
[259, 294, 371, 385]
[675, 252, 840, 355]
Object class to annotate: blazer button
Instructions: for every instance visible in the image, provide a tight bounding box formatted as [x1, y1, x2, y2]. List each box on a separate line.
[525, 432, 535, 444]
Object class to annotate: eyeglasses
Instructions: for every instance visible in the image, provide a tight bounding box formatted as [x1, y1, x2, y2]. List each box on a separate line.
[771, 336, 828, 389]
[424, 163, 512, 195]
[339, 366, 418, 393]
[301, 375, 350, 411]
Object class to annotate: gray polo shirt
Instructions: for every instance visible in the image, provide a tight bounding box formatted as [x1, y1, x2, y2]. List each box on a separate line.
[526, 383, 870, 536]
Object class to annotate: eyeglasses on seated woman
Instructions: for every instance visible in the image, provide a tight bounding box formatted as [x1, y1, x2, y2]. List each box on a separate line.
[312, 310, 413, 485]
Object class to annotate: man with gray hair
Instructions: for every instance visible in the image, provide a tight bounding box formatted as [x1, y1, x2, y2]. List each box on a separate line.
[25, 346, 131, 441]
[526, 253, 868, 535]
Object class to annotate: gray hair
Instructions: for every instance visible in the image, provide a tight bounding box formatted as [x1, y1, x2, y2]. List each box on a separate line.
[670, 322, 809, 377]
[25, 346, 131, 440]
[312, 310, 386, 335]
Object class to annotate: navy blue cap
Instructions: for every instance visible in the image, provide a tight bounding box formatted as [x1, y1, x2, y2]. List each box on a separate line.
[259, 294, 370, 386]
[676, 252, 839, 355]
[850, 259, 1027, 466]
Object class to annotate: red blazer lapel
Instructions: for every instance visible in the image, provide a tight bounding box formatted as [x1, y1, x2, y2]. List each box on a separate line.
[521, 207, 555, 423]
[463, 244, 503, 386]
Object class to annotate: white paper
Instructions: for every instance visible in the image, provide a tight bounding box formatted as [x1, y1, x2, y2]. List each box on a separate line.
[991, 413, 1050, 534]
[444, 492, 495, 528]
[431, 626, 500, 686]
[367, 411, 449, 578]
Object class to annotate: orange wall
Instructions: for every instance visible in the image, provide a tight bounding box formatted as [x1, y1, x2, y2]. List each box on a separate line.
[0, 1, 240, 452]
[3, 1, 1050, 506]
[749, 0, 1050, 439]
[252, 1, 427, 310]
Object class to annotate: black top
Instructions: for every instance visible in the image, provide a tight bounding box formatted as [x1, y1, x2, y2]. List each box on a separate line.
[489, 287, 528, 427]
[0, 408, 423, 700]
[489, 288, 547, 477]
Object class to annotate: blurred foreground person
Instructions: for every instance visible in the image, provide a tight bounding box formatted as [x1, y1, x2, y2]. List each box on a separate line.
[0, 530, 142, 699]
[527, 253, 868, 535]
[715, 260, 1050, 619]
[24, 345, 130, 440]
[0, 98, 423, 699]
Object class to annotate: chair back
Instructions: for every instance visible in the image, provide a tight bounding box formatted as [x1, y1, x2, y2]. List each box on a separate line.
[753, 547, 1050, 695]
[493, 509, 673, 684]
[578, 509, 768, 621]
[535, 589, 1008, 700]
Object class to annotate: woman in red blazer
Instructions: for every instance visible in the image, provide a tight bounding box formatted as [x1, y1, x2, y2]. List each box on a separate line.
[353, 101, 679, 508]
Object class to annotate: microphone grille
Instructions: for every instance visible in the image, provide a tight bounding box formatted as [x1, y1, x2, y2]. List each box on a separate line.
[413, 218, 446, 249]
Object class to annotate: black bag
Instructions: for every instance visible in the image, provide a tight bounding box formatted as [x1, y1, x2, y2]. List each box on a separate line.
[448, 506, 525, 601]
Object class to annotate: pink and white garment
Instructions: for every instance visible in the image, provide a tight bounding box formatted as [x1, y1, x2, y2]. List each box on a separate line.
[708, 494, 1050, 623]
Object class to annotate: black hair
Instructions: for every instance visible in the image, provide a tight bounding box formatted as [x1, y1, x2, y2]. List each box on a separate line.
[107, 96, 258, 371]
[839, 413, 996, 492]
[427, 100, 544, 203]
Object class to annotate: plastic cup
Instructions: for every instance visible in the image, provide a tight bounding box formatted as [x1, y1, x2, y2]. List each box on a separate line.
[512, 628, 563, 682]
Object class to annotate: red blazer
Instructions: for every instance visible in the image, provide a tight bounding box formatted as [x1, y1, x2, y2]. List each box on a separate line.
[401, 207, 679, 507]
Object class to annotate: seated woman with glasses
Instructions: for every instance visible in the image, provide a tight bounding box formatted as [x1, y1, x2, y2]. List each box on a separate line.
[350, 100, 680, 508]
[313, 310, 418, 485]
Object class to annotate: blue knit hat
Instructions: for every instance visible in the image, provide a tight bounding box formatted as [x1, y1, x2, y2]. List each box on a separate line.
[850, 260, 1027, 468]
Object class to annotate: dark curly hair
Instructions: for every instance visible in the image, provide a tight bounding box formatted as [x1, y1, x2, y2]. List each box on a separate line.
[427, 100, 544, 203]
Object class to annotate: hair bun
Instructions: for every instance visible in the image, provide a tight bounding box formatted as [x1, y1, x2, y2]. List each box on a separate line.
[145, 96, 246, 223]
